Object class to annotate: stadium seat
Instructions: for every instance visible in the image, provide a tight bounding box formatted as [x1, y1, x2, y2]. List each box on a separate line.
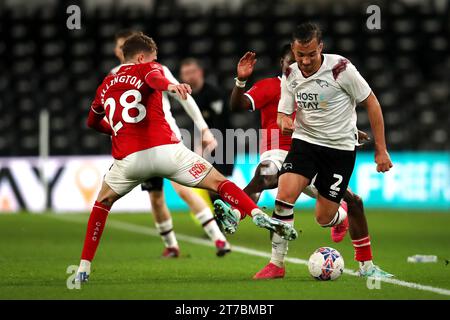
[0, 1, 447, 156]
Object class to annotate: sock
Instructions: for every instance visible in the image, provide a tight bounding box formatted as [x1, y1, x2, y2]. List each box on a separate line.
[352, 236, 373, 262]
[318, 206, 347, 227]
[78, 259, 91, 273]
[217, 180, 258, 218]
[80, 201, 111, 261]
[359, 260, 374, 272]
[269, 200, 295, 268]
[155, 218, 178, 248]
[195, 207, 226, 242]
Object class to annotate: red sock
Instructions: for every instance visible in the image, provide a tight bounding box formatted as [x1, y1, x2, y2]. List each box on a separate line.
[217, 180, 258, 218]
[352, 236, 373, 262]
[80, 201, 111, 261]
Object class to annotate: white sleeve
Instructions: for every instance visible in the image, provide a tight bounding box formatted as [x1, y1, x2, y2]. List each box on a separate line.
[278, 74, 295, 114]
[162, 65, 208, 131]
[337, 62, 372, 103]
[162, 65, 179, 85]
[176, 94, 208, 130]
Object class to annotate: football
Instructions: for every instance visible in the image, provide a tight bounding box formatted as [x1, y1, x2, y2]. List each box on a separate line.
[308, 247, 344, 281]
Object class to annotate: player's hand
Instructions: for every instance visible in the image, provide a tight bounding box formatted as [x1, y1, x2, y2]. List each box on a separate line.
[357, 130, 370, 145]
[201, 128, 218, 154]
[280, 115, 295, 136]
[168, 83, 192, 100]
[237, 51, 257, 81]
[375, 149, 393, 173]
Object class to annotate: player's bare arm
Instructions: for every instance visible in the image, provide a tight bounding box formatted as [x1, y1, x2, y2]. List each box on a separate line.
[360, 92, 393, 173]
[230, 51, 257, 111]
[277, 112, 295, 136]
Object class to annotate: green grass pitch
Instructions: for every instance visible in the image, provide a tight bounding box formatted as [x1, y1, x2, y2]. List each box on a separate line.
[0, 210, 449, 300]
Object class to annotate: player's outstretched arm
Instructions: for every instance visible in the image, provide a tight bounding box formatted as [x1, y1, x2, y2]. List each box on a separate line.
[230, 51, 257, 111]
[162, 66, 210, 133]
[360, 92, 393, 173]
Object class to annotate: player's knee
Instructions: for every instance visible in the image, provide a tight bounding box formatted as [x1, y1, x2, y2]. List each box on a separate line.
[262, 174, 278, 189]
[253, 173, 278, 190]
[96, 197, 115, 208]
[96, 192, 118, 207]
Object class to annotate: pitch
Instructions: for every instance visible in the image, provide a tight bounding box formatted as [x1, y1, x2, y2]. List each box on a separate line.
[0, 210, 449, 299]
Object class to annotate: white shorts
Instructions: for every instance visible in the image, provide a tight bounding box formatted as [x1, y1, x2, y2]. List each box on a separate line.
[260, 148, 318, 199]
[105, 143, 213, 195]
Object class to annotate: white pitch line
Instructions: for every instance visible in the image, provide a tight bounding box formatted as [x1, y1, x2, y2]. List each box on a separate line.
[52, 214, 450, 297]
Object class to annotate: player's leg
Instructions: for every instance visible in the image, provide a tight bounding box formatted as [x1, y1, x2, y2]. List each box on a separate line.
[76, 180, 122, 282]
[196, 168, 296, 240]
[243, 161, 279, 203]
[313, 145, 393, 278]
[254, 139, 321, 279]
[171, 181, 231, 257]
[150, 191, 180, 258]
[253, 172, 309, 279]
[142, 178, 179, 258]
[162, 143, 296, 240]
[302, 177, 350, 243]
[312, 145, 354, 233]
[216, 161, 278, 229]
[213, 151, 284, 227]
[344, 189, 393, 277]
[76, 150, 151, 282]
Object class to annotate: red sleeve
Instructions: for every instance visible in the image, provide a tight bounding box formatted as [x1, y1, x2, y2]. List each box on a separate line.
[87, 84, 112, 135]
[244, 78, 278, 111]
[87, 109, 112, 135]
[142, 62, 173, 91]
[90, 85, 105, 115]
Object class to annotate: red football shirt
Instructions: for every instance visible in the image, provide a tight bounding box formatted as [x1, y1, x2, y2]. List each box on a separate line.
[244, 77, 293, 154]
[91, 62, 179, 159]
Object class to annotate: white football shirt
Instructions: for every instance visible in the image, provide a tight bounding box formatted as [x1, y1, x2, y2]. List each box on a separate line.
[278, 54, 371, 151]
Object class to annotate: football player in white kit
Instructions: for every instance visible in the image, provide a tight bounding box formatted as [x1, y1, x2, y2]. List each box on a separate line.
[217, 22, 394, 279]
[113, 30, 230, 257]
[273, 22, 393, 278]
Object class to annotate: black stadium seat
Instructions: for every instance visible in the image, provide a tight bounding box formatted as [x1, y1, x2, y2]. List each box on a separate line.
[0, 0, 448, 156]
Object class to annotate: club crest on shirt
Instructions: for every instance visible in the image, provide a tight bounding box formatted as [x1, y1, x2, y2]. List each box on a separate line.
[315, 79, 329, 88]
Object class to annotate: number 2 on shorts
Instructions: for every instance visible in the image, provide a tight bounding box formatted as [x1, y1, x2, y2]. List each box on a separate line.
[330, 174, 343, 192]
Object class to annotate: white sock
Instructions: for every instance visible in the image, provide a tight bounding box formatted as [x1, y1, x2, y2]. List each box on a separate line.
[319, 206, 347, 228]
[270, 201, 295, 268]
[78, 259, 91, 273]
[359, 260, 374, 271]
[195, 207, 226, 242]
[155, 218, 178, 248]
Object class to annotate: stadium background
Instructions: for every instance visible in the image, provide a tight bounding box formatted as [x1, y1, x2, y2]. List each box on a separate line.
[0, 0, 448, 213]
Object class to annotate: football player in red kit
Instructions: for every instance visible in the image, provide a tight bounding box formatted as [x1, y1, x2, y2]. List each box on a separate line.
[75, 34, 297, 282]
[214, 44, 391, 279]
